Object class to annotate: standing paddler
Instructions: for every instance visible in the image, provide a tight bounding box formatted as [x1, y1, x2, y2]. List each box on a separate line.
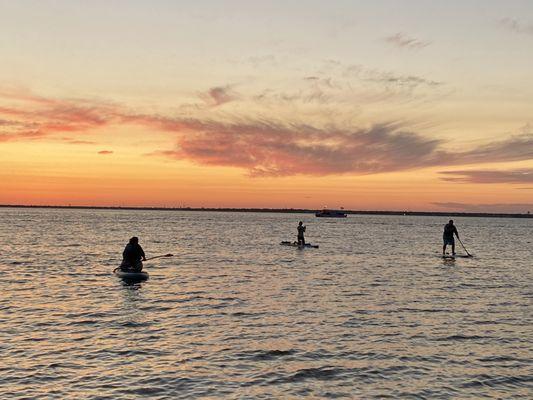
[297, 221, 306, 246]
[442, 220, 460, 256]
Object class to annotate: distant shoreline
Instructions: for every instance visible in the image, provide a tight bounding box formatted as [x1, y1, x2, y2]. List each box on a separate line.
[1, 204, 531, 218]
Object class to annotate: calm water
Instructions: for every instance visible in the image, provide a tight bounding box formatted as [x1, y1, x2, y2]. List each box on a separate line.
[0, 208, 531, 399]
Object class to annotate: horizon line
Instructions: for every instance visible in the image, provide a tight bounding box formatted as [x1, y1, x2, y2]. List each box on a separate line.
[0, 204, 531, 218]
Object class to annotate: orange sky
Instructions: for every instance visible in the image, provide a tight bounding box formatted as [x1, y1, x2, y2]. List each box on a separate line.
[1, 2, 532, 212]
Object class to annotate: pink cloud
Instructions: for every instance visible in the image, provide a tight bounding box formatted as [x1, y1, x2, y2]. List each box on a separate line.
[144, 118, 533, 177]
[2, 88, 532, 178]
[0, 90, 118, 142]
[98, 150, 113, 155]
[152, 121, 443, 176]
[60, 137, 97, 145]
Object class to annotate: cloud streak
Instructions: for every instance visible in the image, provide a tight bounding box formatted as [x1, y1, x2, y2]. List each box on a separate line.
[61, 138, 97, 145]
[499, 18, 533, 36]
[445, 134, 533, 165]
[439, 169, 533, 184]
[384, 33, 431, 49]
[364, 72, 441, 88]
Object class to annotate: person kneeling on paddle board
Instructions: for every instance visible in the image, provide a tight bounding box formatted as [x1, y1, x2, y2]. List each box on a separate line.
[297, 221, 306, 246]
[121, 236, 146, 272]
[442, 220, 459, 256]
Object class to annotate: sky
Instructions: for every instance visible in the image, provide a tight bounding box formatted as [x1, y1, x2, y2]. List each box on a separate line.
[1, 0, 532, 212]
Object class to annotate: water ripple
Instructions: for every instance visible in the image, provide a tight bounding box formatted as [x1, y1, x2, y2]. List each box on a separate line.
[0, 208, 531, 399]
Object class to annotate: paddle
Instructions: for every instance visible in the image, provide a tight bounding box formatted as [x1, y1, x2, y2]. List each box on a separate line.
[113, 254, 173, 275]
[144, 253, 174, 261]
[457, 238, 472, 257]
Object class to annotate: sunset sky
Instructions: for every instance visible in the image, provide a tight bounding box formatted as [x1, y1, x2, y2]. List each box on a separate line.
[1, 1, 532, 212]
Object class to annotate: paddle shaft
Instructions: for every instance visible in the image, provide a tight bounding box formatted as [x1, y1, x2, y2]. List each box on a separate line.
[457, 237, 471, 257]
[144, 253, 173, 261]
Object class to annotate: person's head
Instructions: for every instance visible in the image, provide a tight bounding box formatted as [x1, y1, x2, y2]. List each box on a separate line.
[448, 220, 454, 225]
[129, 236, 139, 244]
[299, 221, 303, 226]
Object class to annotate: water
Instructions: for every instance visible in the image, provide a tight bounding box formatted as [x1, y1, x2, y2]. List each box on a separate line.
[0, 208, 531, 399]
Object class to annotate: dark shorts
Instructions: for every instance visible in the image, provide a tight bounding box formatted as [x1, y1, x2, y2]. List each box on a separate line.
[443, 236, 454, 246]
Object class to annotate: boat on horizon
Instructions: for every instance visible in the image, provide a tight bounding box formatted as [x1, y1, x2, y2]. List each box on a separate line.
[315, 208, 347, 218]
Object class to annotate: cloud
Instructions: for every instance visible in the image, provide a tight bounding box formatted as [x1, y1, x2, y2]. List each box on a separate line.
[0, 91, 117, 142]
[0, 118, 16, 126]
[364, 72, 442, 88]
[446, 133, 533, 165]
[150, 121, 443, 176]
[434, 202, 533, 214]
[499, 18, 533, 35]
[341, 64, 443, 90]
[439, 169, 533, 183]
[384, 33, 431, 49]
[1, 88, 532, 178]
[146, 119, 533, 177]
[251, 68, 444, 111]
[98, 150, 113, 155]
[201, 85, 238, 107]
[61, 138, 97, 145]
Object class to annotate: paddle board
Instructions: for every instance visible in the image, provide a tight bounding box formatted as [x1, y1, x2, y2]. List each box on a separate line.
[280, 241, 319, 248]
[441, 254, 473, 259]
[113, 267, 149, 280]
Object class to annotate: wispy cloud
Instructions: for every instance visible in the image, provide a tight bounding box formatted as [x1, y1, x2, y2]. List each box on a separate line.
[250, 67, 443, 111]
[0, 90, 116, 142]
[98, 150, 113, 155]
[439, 169, 533, 183]
[434, 202, 533, 214]
[61, 138, 97, 145]
[1, 88, 532, 177]
[499, 17, 533, 35]
[446, 133, 533, 165]
[201, 85, 238, 107]
[363, 71, 441, 88]
[384, 33, 431, 49]
[341, 63, 443, 91]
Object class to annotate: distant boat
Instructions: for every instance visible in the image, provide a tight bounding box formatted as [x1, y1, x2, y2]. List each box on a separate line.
[315, 209, 347, 218]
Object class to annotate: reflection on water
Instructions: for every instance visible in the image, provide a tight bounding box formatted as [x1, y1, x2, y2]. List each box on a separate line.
[0, 208, 531, 399]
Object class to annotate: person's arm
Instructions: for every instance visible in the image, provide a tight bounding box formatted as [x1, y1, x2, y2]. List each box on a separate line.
[454, 227, 459, 237]
[139, 245, 147, 261]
